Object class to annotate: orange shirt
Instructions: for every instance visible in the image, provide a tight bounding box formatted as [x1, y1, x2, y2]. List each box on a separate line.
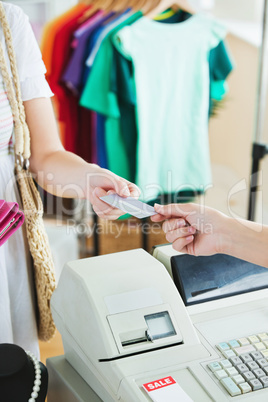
[40, 4, 89, 146]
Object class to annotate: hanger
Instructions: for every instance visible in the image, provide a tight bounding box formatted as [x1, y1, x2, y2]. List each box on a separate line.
[103, 0, 129, 14]
[144, 0, 195, 18]
[78, 0, 194, 15]
[107, 0, 139, 12]
[78, 0, 122, 19]
[78, 3, 99, 24]
[78, 0, 150, 13]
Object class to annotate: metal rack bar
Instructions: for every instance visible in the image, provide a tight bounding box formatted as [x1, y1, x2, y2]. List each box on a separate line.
[248, 0, 268, 221]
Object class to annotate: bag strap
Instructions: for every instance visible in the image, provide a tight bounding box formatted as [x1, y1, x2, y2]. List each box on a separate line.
[0, 2, 30, 168]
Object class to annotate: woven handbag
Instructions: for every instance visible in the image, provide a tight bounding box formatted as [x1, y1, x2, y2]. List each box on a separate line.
[0, 3, 56, 341]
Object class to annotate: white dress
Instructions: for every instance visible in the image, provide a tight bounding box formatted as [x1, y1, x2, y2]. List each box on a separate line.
[0, 2, 53, 357]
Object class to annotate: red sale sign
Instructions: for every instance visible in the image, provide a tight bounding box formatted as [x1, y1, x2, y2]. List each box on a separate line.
[143, 376, 176, 392]
[142, 376, 193, 402]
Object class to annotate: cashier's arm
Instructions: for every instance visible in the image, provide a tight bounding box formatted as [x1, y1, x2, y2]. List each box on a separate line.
[23, 98, 140, 219]
[151, 203, 268, 268]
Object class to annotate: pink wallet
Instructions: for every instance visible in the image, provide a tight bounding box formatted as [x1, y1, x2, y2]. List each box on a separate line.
[0, 200, 25, 246]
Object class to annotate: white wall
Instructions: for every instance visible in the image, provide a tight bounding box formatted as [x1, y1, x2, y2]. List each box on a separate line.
[191, 0, 263, 22]
[3, 0, 77, 40]
[205, 32, 268, 224]
[4, 0, 77, 19]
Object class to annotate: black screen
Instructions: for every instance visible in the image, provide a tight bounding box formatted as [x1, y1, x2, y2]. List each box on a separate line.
[171, 254, 268, 306]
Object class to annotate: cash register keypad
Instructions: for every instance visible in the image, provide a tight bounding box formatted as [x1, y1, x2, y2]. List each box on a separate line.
[207, 332, 268, 396]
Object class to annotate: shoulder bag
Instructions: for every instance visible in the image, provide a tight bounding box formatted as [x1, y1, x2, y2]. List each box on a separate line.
[0, 3, 56, 341]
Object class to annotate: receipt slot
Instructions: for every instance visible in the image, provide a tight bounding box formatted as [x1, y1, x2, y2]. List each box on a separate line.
[51, 249, 215, 401]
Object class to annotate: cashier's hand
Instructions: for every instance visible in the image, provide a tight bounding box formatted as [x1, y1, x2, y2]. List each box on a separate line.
[151, 203, 230, 256]
[88, 166, 140, 220]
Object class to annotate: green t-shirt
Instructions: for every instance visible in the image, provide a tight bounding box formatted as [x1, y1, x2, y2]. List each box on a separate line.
[114, 14, 227, 201]
[110, 34, 234, 185]
[80, 11, 233, 202]
[80, 12, 142, 182]
[80, 12, 142, 117]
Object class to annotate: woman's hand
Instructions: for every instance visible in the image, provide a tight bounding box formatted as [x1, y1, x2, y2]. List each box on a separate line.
[25, 98, 140, 220]
[87, 166, 140, 220]
[151, 203, 230, 256]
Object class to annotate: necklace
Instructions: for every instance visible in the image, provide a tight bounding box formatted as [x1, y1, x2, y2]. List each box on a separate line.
[26, 351, 42, 402]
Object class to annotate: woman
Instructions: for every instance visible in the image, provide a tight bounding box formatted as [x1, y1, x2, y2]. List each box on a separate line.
[0, 2, 139, 357]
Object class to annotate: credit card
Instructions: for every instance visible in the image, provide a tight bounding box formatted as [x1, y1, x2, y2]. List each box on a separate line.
[100, 194, 157, 219]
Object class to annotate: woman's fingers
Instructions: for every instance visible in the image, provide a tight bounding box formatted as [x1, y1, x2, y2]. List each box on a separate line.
[93, 206, 123, 220]
[127, 182, 141, 198]
[106, 173, 140, 198]
[91, 187, 125, 219]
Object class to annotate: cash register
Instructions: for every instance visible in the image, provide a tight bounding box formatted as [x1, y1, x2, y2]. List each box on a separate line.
[47, 246, 268, 401]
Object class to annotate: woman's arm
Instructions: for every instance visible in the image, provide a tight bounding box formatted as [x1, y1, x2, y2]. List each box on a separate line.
[151, 203, 268, 268]
[24, 97, 140, 219]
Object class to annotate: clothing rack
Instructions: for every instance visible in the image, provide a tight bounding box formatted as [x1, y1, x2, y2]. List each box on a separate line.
[41, 3, 234, 255]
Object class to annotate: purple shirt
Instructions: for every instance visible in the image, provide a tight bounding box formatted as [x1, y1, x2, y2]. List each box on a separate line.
[62, 12, 114, 95]
[74, 10, 103, 39]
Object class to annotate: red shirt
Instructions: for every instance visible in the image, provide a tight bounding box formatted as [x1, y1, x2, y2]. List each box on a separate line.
[48, 5, 89, 152]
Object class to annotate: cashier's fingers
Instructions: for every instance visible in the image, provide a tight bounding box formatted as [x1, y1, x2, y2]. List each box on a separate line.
[150, 213, 166, 222]
[162, 218, 187, 233]
[165, 225, 197, 244]
[153, 203, 197, 219]
[172, 235, 195, 253]
[151, 203, 192, 223]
